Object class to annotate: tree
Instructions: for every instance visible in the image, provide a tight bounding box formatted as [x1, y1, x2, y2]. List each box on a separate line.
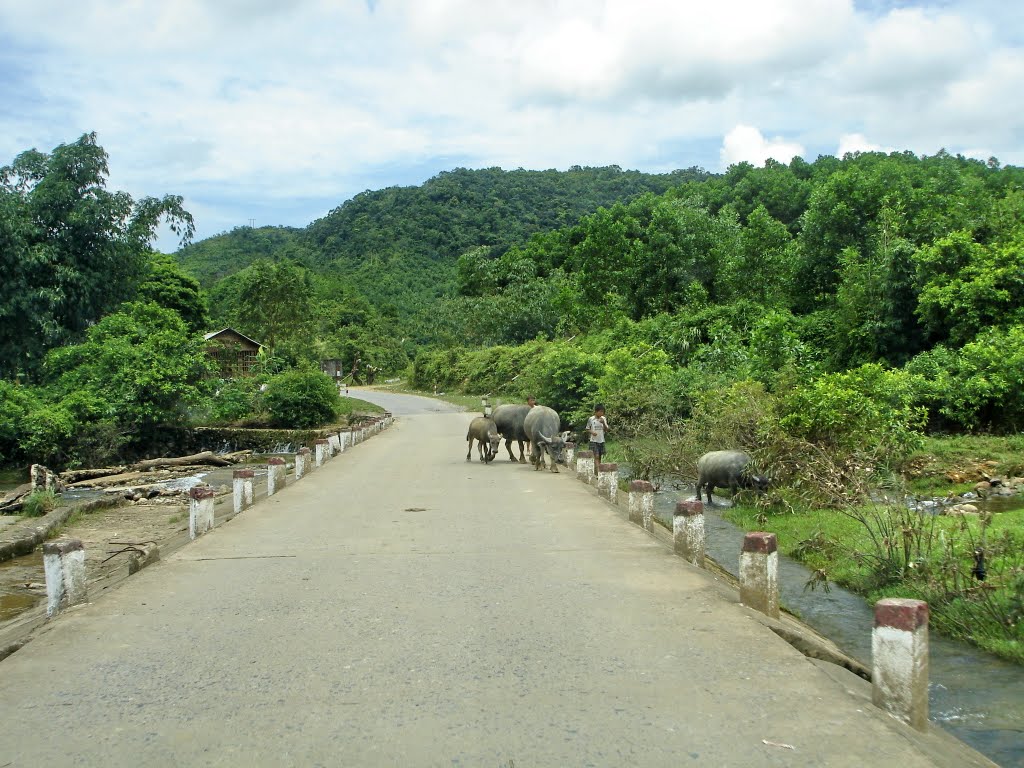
[231, 259, 313, 357]
[0, 133, 194, 377]
[138, 253, 209, 333]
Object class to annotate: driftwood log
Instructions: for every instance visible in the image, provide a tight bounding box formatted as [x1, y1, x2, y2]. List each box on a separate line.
[0, 483, 32, 514]
[132, 451, 234, 470]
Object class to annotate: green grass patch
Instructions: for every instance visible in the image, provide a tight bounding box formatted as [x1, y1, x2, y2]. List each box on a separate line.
[21, 489, 58, 518]
[725, 500, 1024, 664]
[337, 396, 385, 417]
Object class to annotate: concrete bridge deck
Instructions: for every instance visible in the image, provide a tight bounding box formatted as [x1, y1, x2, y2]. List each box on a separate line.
[0, 392, 994, 766]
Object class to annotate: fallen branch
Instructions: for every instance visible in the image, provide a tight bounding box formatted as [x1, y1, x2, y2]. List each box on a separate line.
[132, 451, 234, 470]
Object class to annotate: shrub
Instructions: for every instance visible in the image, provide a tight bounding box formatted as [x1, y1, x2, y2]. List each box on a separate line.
[263, 368, 339, 428]
[22, 489, 58, 517]
[209, 377, 266, 424]
[779, 364, 927, 463]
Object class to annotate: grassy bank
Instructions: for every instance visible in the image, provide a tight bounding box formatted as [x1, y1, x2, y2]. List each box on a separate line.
[721, 436, 1024, 664]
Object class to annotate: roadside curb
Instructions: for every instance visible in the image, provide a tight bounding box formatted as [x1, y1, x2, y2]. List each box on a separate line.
[0, 496, 121, 564]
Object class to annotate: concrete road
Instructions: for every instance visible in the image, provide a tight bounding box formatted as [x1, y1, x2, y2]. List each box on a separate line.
[0, 394, 994, 767]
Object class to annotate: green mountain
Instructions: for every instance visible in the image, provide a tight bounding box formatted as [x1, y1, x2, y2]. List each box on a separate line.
[176, 165, 707, 312]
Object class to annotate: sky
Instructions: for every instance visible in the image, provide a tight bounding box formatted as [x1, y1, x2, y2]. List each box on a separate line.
[1, 0, 1022, 251]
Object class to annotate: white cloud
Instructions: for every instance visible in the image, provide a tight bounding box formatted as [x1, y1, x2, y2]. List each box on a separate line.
[720, 125, 805, 167]
[0, 0, 1022, 249]
[837, 133, 889, 156]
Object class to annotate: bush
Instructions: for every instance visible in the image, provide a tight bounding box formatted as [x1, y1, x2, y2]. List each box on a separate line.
[208, 377, 266, 424]
[22, 489, 58, 518]
[905, 324, 1024, 430]
[0, 380, 41, 464]
[779, 364, 927, 463]
[263, 368, 339, 428]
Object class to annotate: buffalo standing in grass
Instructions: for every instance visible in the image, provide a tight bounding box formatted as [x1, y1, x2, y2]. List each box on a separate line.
[524, 406, 569, 472]
[695, 450, 769, 506]
[492, 404, 531, 463]
[466, 417, 502, 463]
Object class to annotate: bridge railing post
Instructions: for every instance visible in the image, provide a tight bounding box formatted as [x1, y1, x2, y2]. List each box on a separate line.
[575, 451, 594, 483]
[563, 442, 576, 466]
[597, 463, 619, 502]
[43, 538, 87, 617]
[267, 458, 286, 496]
[315, 439, 330, 467]
[189, 486, 215, 540]
[740, 532, 779, 619]
[295, 447, 311, 479]
[873, 598, 930, 731]
[627, 480, 653, 527]
[673, 500, 705, 566]
[232, 469, 254, 514]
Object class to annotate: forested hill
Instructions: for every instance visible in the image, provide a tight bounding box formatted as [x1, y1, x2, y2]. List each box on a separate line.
[176, 165, 704, 298]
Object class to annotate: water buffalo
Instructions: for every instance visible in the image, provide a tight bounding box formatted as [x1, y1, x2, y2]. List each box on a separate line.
[466, 417, 502, 463]
[492, 403, 531, 462]
[524, 406, 568, 472]
[695, 450, 769, 506]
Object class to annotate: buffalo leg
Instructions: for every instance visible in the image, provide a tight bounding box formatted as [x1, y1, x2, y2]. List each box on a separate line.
[466, 438, 473, 462]
[505, 438, 517, 462]
[518, 440, 527, 463]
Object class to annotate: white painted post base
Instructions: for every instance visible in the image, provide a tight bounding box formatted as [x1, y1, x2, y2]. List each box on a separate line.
[563, 442, 576, 467]
[873, 598, 930, 731]
[267, 458, 286, 496]
[597, 463, 619, 502]
[189, 486, 215, 540]
[233, 469, 254, 514]
[673, 500, 705, 566]
[328, 434, 341, 455]
[739, 532, 779, 619]
[627, 480, 654, 527]
[296, 447, 312, 479]
[337, 431, 348, 453]
[43, 539, 87, 617]
[575, 451, 594, 482]
[315, 439, 330, 467]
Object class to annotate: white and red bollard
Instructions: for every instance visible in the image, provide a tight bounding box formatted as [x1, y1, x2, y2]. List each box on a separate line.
[740, 532, 779, 619]
[43, 538, 87, 617]
[872, 598, 930, 731]
[575, 450, 595, 482]
[314, 438, 330, 467]
[674, 500, 705, 566]
[267, 457, 286, 496]
[232, 468, 254, 514]
[627, 480, 654, 528]
[295, 447, 311, 479]
[189, 486, 216, 540]
[597, 463, 619, 502]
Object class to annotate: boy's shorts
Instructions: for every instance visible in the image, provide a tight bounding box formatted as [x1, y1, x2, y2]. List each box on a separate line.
[591, 441, 605, 461]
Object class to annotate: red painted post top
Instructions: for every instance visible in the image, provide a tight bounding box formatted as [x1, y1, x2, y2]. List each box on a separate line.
[267, 457, 286, 466]
[232, 469, 255, 479]
[576, 451, 594, 459]
[629, 480, 654, 493]
[189, 486, 215, 500]
[741, 532, 777, 554]
[315, 438, 329, 445]
[297, 447, 311, 455]
[598, 463, 618, 472]
[565, 442, 576, 449]
[875, 598, 929, 631]
[675, 500, 704, 517]
[43, 538, 84, 556]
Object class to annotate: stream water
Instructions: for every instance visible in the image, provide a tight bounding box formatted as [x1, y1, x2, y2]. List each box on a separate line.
[647, 483, 1024, 767]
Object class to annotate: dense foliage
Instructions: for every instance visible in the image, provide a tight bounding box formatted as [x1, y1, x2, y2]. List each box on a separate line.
[0, 133, 194, 377]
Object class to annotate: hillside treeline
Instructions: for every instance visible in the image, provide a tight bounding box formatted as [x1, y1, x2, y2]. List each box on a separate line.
[416, 151, 1024, 443]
